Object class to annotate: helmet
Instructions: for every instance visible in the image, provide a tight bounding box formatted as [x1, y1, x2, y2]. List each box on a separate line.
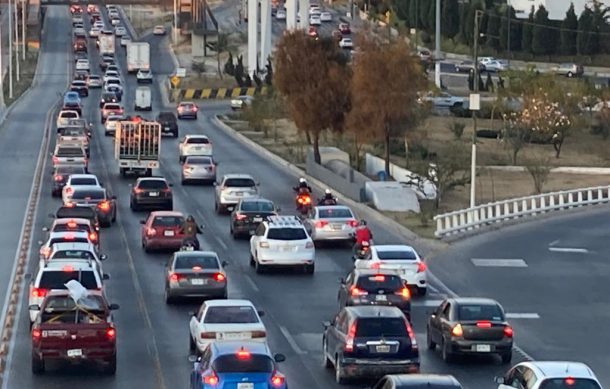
[187, 215, 195, 222]
[359, 220, 367, 226]
[325, 189, 331, 195]
[299, 178, 306, 183]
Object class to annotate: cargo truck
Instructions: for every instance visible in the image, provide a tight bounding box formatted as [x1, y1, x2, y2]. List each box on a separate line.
[126, 42, 150, 73]
[98, 31, 115, 56]
[114, 120, 160, 177]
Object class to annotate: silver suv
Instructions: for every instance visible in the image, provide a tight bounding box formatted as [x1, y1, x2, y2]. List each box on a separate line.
[214, 174, 259, 214]
[552, 63, 584, 78]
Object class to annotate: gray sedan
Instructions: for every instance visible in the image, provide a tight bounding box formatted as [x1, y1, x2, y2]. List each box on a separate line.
[181, 156, 217, 185]
[164, 250, 228, 303]
[304, 205, 358, 244]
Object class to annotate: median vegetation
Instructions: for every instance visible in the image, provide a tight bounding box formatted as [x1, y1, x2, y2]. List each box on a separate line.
[3, 48, 39, 106]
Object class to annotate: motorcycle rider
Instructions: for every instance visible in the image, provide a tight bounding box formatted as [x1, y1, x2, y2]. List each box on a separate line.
[293, 177, 312, 194]
[181, 215, 203, 250]
[318, 189, 337, 206]
[353, 220, 373, 257]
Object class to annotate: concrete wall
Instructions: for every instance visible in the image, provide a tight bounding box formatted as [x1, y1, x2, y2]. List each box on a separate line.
[365, 153, 437, 200]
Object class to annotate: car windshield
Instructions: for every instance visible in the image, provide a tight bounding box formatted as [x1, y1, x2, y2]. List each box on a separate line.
[457, 304, 504, 321]
[539, 379, 601, 389]
[212, 354, 274, 373]
[104, 104, 121, 110]
[151, 216, 184, 227]
[61, 112, 78, 118]
[138, 180, 168, 189]
[203, 306, 259, 324]
[186, 157, 212, 165]
[51, 250, 95, 260]
[39, 270, 98, 289]
[186, 137, 210, 144]
[376, 250, 417, 260]
[356, 274, 403, 291]
[56, 147, 84, 156]
[355, 318, 407, 337]
[174, 255, 219, 270]
[224, 178, 255, 187]
[318, 208, 352, 218]
[70, 178, 97, 185]
[72, 190, 105, 200]
[241, 201, 274, 212]
[267, 228, 307, 240]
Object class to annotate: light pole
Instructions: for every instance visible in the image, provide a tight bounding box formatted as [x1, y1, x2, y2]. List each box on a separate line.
[173, 0, 178, 44]
[21, 0, 25, 60]
[434, 0, 441, 88]
[14, 0, 19, 82]
[470, 9, 483, 209]
[8, 0, 13, 99]
[506, 0, 511, 66]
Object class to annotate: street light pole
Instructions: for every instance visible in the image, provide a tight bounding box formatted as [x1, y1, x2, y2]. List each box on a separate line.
[470, 10, 483, 209]
[8, 0, 13, 99]
[21, 0, 25, 60]
[507, 0, 511, 66]
[173, 0, 178, 44]
[14, 0, 19, 82]
[434, 0, 441, 88]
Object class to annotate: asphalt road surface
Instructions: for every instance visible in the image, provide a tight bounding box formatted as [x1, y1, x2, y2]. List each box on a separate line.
[4, 4, 608, 389]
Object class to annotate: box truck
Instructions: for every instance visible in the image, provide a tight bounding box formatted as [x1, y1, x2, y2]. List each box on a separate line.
[126, 42, 150, 73]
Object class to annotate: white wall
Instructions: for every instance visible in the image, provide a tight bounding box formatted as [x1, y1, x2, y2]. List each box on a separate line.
[511, 0, 610, 20]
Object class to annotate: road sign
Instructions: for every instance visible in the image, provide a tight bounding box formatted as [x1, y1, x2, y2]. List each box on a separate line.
[170, 76, 180, 88]
[176, 67, 186, 78]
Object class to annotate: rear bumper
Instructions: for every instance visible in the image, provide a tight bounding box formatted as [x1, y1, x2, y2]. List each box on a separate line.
[312, 228, 353, 241]
[448, 339, 513, 355]
[144, 237, 184, 250]
[340, 357, 420, 378]
[232, 221, 262, 234]
[133, 196, 172, 207]
[168, 284, 226, 298]
[257, 251, 315, 266]
[33, 347, 116, 361]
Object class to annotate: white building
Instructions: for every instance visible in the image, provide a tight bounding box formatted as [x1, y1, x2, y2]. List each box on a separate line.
[510, 0, 610, 20]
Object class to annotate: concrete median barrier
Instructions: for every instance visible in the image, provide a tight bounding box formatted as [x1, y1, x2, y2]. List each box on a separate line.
[170, 86, 268, 101]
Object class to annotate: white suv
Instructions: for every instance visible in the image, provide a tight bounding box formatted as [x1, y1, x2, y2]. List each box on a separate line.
[46, 242, 107, 274]
[28, 261, 107, 322]
[496, 361, 602, 389]
[179, 135, 213, 162]
[62, 173, 101, 204]
[214, 174, 259, 214]
[354, 245, 428, 296]
[249, 215, 315, 274]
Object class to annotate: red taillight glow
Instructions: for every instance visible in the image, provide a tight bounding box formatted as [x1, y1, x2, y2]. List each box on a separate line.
[62, 265, 74, 272]
[67, 221, 77, 229]
[476, 321, 492, 328]
[503, 326, 513, 338]
[395, 287, 411, 299]
[32, 328, 42, 340]
[344, 322, 356, 352]
[213, 273, 226, 282]
[565, 377, 575, 386]
[270, 372, 285, 387]
[54, 175, 63, 182]
[417, 261, 427, 273]
[146, 227, 157, 237]
[52, 156, 59, 164]
[200, 332, 216, 339]
[31, 288, 47, 298]
[106, 327, 116, 340]
[314, 220, 328, 228]
[346, 220, 358, 227]
[97, 201, 110, 211]
[89, 232, 98, 242]
[451, 324, 463, 337]
[236, 349, 251, 359]
[133, 188, 144, 194]
[235, 213, 247, 221]
[297, 195, 311, 205]
[371, 275, 385, 282]
[251, 330, 266, 338]
[202, 372, 219, 385]
[405, 320, 417, 348]
[192, 266, 202, 271]
[350, 286, 368, 296]
[168, 272, 183, 282]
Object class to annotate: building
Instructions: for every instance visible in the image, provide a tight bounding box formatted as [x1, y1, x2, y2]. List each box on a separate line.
[510, 0, 610, 20]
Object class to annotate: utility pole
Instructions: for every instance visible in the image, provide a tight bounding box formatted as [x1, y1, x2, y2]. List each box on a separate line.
[434, 0, 441, 88]
[8, 0, 13, 99]
[414, 0, 418, 48]
[173, 0, 178, 44]
[14, 0, 19, 82]
[470, 9, 483, 209]
[506, 0, 511, 66]
[21, 0, 25, 61]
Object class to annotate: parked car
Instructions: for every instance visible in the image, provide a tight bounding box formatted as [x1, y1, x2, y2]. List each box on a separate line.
[551, 63, 584, 78]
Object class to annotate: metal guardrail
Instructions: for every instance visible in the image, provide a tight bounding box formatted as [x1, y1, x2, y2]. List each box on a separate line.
[434, 185, 610, 237]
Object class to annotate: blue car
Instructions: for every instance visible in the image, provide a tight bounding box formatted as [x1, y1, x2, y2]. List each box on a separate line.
[63, 91, 82, 114]
[189, 341, 287, 389]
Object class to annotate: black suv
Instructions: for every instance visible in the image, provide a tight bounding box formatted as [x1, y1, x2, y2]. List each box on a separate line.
[323, 306, 419, 384]
[129, 177, 173, 211]
[99, 92, 118, 108]
[54, 205, 100, 232]
[230, 198, 278, 239]
[338, 269, 412, 320]
[156, 111, 178, 138]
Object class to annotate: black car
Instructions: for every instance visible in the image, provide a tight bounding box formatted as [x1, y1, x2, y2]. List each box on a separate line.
[130, 177, 173, 211]
[323, 306, 419, 383]
[156, 111, 178, 137]
[74, 51, 88, 61]
[373, 374, 463, 389]
[51, 164, 87, 197]
[338, 269, 412, 319]
[99, 91, 118, 108]
[426, 297, 513, 364]
[54, 205, 100, 232]
[70, 80, 88, 97]
[230, 198, 278, 239]
[70, 186, 118, 228]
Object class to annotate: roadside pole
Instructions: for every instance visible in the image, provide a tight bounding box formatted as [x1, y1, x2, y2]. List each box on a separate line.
[469, 10, 483, 209]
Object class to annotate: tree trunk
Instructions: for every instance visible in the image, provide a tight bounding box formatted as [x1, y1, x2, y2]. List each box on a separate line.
[384, 131, 391, 176]
[217, 52, 223, 79]
[313, 132, 321, 164]
[554, 140, 562, 158]
[512, 148, 519, 165]
[305, 130, 312, 145]
[404, 136, 409, 168]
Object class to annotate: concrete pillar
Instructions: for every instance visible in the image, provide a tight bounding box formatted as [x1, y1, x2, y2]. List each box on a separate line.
[286, 0, 297, 30]
[247, 0, 258, 74]
[298, 0, 309, 29]
[260, 0, 271, 67]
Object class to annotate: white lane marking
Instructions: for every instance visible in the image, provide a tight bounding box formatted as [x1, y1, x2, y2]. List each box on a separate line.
[428, 284, 441, 294]
[279, 325, 307, 355]
[548, 247, 589, 253]
[215, 236, 228, 250]
[196, 210, 206, 222]
[412, 299, 443, 308]
[549, 239, 560, 246]
[244, 275, 260, 293]
[471, 258, 528, 267]
[506, 313, 540, 319]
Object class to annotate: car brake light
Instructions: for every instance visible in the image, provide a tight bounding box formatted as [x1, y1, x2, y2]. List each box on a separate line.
[213, 273, 225, 282]
[405, 320, 417, 349]
[314, 220, 328, 228]
[89, 232, 98, 242]
[31, 288, 48, 298]
[192, 266, 202, 272]
[97, 201, 110, 211]
[344, 322, 356, 352]
[371, 275, 385, 282]
[395, 287, 411, 299]
[251, 330, 266, 338]
[346, 219, 358, 227]
[259, 242, 270, 248]
[305, 241, 314, 249]
[417, 261, 426, 273]
[62, 265, 74, 272]
[235, 213, 247, 221]
[133, 188, 144, 194]
[200, 331, 216, 339]
[565, 377, 575, 386]
[270, 372, 285, 387]
[451, 324, 463, 337]
[32, 328, 42, 341]
[106, 327, 116, 340]
[350, 286, 368, 297]
[476, 321, 492, 328]
[168, 272, 183, 282]
[147, 228, 157, 237]
[52, 156, 59, 164]
[236, 349, 251, 359]
[503, 325, 513, 338]
[54, 175, 63, 182]
[64, 233, 75, 240]
[202, 371, 219, 385]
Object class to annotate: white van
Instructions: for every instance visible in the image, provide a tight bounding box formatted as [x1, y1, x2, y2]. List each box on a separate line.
[135, 86, 152, 111]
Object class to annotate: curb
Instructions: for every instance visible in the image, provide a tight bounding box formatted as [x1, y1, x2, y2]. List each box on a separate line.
[212, 117, 447, 257]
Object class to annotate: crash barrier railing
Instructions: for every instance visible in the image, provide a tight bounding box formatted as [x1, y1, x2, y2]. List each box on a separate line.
[434, 185, 610, 237]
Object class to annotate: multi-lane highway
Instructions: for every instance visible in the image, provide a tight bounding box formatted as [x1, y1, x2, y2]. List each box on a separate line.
[0, 4, 608, 389]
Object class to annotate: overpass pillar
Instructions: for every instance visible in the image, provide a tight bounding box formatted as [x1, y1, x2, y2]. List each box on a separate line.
[260, 0, 271, 67]
[298, 0, 309, 29]
[247, 0, 258, 74]
[286, 0, 297, 29]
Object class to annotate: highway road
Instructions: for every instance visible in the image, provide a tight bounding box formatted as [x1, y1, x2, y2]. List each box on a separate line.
[4, 4, 608, 389]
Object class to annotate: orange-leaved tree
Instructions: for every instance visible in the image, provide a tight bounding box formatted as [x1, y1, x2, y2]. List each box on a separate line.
[274, 31, 351, 164]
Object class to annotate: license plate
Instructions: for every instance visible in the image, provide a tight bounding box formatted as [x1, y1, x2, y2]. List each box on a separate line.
[149, 192, 159, 197]
[164, 127, 169, 131]
[253, 217, 263, 222]
[475, 344, 491, 352]
[218, 332, 249, 340]
[235, 192, 243, 196]
[193, 147, 202, 151]
[279, 246, 292, 252]
[67, 349, 83, 357]
[376, 345, 390, 353]
[164, 230, 175, 237]
[331, 224, 342, 230]
[238, 383, 254, 389]
[376, 295, 387, 301]
[191, 278, 206, 285]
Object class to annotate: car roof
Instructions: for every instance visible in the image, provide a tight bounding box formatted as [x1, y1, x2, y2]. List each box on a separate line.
[179, 101, 195, 105]
[449, 297, 500, 306]
[69, 174, 98, 180]
[345, 306, 404, 318]
[150, 211, 184, 217]
[315, 205, 352, 211]
[372, 245, 418, 253]
[71, 185, 105, 192]
[520, 361, 598, 379]
[205, 299, 255, 307]
[388, 374, 462, 386]
[43, 261, 95, 270]
[222, 174, 255, 179]
[53, 217, 91, 225]
[137, 177, 167, 182]
[185, 134, 209, 139]
[211, 341, 272, 356]
[51, 242, 96, 251]
[175, 250, 219, 258]
[240, 197, 272, 203]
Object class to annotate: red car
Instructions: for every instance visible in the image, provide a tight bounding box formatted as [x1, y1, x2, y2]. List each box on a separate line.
[176, 102, 198, 120]
[140, 211, 187, 252]
[100, 103, 124, 123]
[339, 22, 351, 34]
[308, 26, 318, 38]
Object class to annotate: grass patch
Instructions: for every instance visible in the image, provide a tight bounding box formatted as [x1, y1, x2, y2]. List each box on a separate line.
[3, 49, 39, 106]
[381, 211, 436, 240]
[125, 7, 172, 36]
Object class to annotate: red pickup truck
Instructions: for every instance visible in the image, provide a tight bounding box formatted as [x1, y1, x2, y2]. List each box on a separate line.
[30, 290, 119, 374]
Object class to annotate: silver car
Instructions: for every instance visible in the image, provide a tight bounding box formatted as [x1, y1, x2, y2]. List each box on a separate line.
[304, 205, 358, 243]
[164, 250, 228, 303]
[181, 156, 217, 185]
[214, 174, 259, 214]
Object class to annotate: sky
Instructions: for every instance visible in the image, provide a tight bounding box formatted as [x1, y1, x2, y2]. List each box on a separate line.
[510, 0, 610, 20]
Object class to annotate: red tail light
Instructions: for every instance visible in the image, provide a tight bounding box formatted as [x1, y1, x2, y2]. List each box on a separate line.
[350, 286, 368, 296]
[133, 188, 144, 194]
[236, 349, 251, 359]
[251, 330, 266, 338]
[565, 377, 575, 386]
[451, 324, 463, 337]
[503, 325, 513, 338]
[97, 201, 110, 211]
[161, 188, 171, 193]
[106, 327, 116, 340]
[270, 372, 285, 387]
[52, 156, 59, 164]
[344, 322, 357, 352]
[213, 273, 226, 282]
[371, 275, 385, 282]
[202, 371, 219, 385]
[62, 265, 74, 272]
[168, 272, 183, 282]
[476, 321, 492, 328]
[146, 227, 157, 237]
[314, 220, 328, 228]
[89, 232, 98, 242]
[32, 328, 42, 341]
[31, 288, 48, 298]
[417, 261, 427, 273]
[235, 213, 247, 221]
[200, 331, 216, 339]
[405, 320, 417, 349]
[395, 287, 411, 299]
[297, 194, 311, 204]
[54, 175, 63, 182]
[67, 221, 77, 228]
[346, 219, 358, 227]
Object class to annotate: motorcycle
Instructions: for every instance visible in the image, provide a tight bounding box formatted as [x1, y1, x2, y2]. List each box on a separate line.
[180, 237, 200, 251]
[317, 197, 338, 206]
[295, 189, 313, 215]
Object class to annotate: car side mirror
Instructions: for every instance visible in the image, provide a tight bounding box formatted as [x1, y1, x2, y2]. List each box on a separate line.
[213, 182, 218, 186]
[221, 261, 229, 267]
[140, 220, 146, 224]
[257, 310, 265, 317]
[322, 320, 331, 328]
[42, 226, 49, 232]
[188, 355, 201, 363]
[29, 304, 40, 311]
[38, 241, 44, 246]
[109, 303, 120, 310]
[100, 254, 108, 261]
[495, 377, 505, 385]
[273, 353, 286, 363]
[338, 277, 345, 284]
[103, 273, 110, 280]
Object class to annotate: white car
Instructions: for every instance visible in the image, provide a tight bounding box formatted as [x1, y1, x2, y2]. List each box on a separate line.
[104, 114, 125, 136]
[114, 26, 126, 36]
[309, 14, 321, 25]
[276, 8, 286, 19]
[87, 74, 102, 88]
[75, 59, 90, 71]
[354, 244, 428, 295]
[104, 77, 122, 89]
[320, 11, 332, 22]
[215, 174, 259, 213]
[111, 17, 121, 26]
[188, 299, 267, 354]
[484, 60, 507, 72]
[179, 134, 213, 162]
[56, 110, 80, 129]
[62, 173, 102, 203]
[420, 91, 466, 109]
[45, 242, 107, 276]
[496, 361, 603, 389]
[339, 37, 353, 49]
[230, 95, 253, 110]
[153, 25, 166, 35]
[136, 69, 153, 83]
[89, 27, 100, 38]
[38, 231, 94, 260]
[303, 205, 357, 243]
[103, 70, 120, 83]
[249, 215, 315, 274]
[120, 36, 131, 46]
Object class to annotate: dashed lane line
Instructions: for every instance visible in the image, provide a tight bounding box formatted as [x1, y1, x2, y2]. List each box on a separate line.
[279, 326, 307, 355]
[548, 247, 589, 254]
[471, 258, 528, 268]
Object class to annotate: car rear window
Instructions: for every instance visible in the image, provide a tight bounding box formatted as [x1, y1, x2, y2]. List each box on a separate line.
[457, 304, 504, 321]
[151, 216, 184, 227]
[39, 270, 98, 289]
[72, 190, 105, 200]
[186, 156, 212, 165]
[158, 112, 176, 121]
[241, 201, 274, 212]
[104, 104, 121, 110]
[539, 379, 602, 389]
[53, 223, 90, 233]
[186, 137, 210, 144]
[224, 178, 255, 187]
[138, 180, 168, 189]
[267, 227, 307, 240]
[61, 112, 79, 118]
[56, 147, 84, 156]
[376, 250, 417, 260]
[212, 354, 273, 373]
[174, 255, 219, 270]
[60, 128, 86, 136]
[49, 238, 88, 245]
[318, 208, 353, 218]
[355, 318, 407, 337]
[203, 306, 259, 324]
[70, 178, 97, 186]
[56, 207, 96, 219]
[107, 79, 120, 85]
[51, 250, 95, 260]
[102, 93, 116, 100]
[356, 274, 403, 291]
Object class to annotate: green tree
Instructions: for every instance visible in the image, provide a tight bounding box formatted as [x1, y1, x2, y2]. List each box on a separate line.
[441, 0, 459, 39]
[485, 8, 500, 50]
[426, 0, 436, 35]
[560, 3, 578, 55]
[499, 6, 521, 52]
[521, 6, 534, 53]
[408, 0, 418, 30]
[532, 5, 551, 55]
[458, 1, 469, 43]
[464, 0, 484, 46]
[419, 0, 432, 32]
[393, 0, 410, 25]
[577, 8, 595, 55]
[209, 33, 234, 79]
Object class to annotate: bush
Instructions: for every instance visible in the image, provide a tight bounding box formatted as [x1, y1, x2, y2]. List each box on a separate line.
[449, 122, 465, 139]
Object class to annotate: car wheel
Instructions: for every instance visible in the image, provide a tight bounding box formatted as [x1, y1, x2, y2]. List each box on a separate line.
[164, 288, 174, 304]
[304, 264, 314, 275]
[322, 338, 332, 368]
[418, 287, 427, 296]
[501, 351, 512, 364]
[103, 354, 117, 375]
[426, 327, 436, 350]
[249, 253, 255, 267]
[255, 258, 265, 274]
[335, 356, 347, 384]
[567, 71, 573, 78]
[189, 333, 196, 352]
[441, 338, 454, 363]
